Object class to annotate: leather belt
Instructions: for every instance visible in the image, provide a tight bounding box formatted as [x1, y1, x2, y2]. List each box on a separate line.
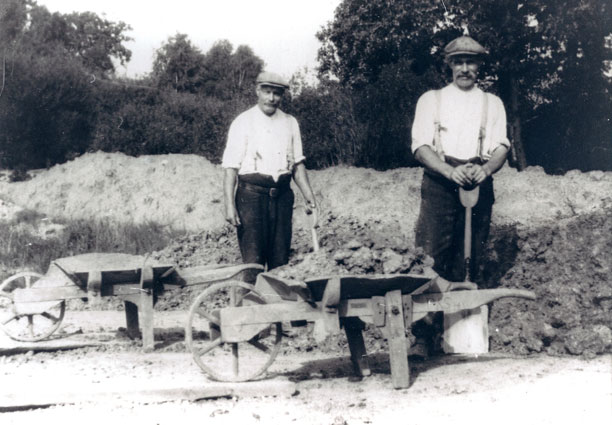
[238, 181, 288, 198]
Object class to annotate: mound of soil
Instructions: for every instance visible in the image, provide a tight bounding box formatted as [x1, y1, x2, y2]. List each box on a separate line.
[0, 152, 610, 357]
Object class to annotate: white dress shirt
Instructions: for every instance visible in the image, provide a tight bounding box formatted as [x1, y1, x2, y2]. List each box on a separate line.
[222, 105, 306, 181]
[411, 84, 510, 161]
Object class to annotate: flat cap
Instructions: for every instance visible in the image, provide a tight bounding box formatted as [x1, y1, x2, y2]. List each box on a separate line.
[444, 36, 487, 57]
[256, 71, 289, 89]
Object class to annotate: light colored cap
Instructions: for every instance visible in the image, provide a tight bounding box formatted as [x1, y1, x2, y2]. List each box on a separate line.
[256, 71, 289, 89]
[444, 36, 487, 57]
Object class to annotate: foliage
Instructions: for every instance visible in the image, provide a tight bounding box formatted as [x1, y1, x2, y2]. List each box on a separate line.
[1, 0, 610, 174]
[91, 85, 250, 162]
[0, 0, 132, 170]
[285, 78, 365, 168]
[0, 49, 95, 169]
[0, 215, 186, 277]
[152, 33, 205, 93]
[317, 0, 612, 172]
[152, 36, 264, 99]
[18, 1, 132, 77]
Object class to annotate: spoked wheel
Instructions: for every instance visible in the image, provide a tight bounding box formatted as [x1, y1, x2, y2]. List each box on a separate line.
[185, 281, 282, 382]
[0, 271, 66, 342]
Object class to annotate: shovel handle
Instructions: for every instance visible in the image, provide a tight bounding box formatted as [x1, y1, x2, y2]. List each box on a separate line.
[464, 206, 472, 281]
[310, 208, 319, 252]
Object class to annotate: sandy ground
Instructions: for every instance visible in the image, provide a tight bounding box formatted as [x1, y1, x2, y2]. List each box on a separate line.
[0, 153, 611, 422]
[1, 311, 611, 425]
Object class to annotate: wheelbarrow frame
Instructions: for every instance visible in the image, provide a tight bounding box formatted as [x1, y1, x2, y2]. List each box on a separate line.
[0, 253, 263, 351]
[185, 271, 535, 389]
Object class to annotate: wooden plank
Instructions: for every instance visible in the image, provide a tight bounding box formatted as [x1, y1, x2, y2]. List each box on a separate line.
[139, 291, 155, 352]
[383, 289, 410, 389]
[316, 277, 341, 341]
[175, 263, 264, 287]
[343, 317, 371, 377]
[87, 270, 102, 307]
[411, 289, 536, 315]
[220, 297, 378, 331]
[254, 273, 312, 303]
[13, 285, 86, 303]
[219, 303, 322, 341]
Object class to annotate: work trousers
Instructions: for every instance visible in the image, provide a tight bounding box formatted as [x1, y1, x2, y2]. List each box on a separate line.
[415, 169, 494, 284]
[235, 173, 294, 282]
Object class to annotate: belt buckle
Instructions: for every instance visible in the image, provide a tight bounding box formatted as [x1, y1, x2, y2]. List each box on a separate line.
[269, 187, 278, 198]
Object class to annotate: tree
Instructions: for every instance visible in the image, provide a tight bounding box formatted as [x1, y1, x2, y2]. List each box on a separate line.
[0, 1, 133, 170]
[201, 40, 264, 99]
[317, 0, 612, 172]
[152, 33, 205, 93]
[21, 3, 132, 77]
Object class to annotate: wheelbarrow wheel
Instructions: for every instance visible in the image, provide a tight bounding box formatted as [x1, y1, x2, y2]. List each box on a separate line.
[0, 271, 66, 342]
[185, 280, 282, 382]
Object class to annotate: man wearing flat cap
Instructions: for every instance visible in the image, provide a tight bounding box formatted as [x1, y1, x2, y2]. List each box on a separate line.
[411, 35, 510, 285]
[222, 71, 317, 281]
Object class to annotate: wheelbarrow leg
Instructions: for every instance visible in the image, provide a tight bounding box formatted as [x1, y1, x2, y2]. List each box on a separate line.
[343, 317, 371, 378]
[383, 289, 410, 389]
[123, 291, 155, 352]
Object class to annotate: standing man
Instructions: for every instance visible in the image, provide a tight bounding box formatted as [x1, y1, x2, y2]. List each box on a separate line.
[222, 71, 317, 281]
[411, 36, 510, 284]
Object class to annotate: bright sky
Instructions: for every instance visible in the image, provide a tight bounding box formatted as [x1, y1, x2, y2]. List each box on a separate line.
[36, 0, 342, 79]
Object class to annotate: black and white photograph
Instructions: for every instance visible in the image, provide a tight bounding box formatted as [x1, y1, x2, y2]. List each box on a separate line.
[0, 0, 610, 423]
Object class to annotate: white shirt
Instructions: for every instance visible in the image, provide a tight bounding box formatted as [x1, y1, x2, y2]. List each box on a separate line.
[411, 84, 510, 160]
[222, 106, 306, 181]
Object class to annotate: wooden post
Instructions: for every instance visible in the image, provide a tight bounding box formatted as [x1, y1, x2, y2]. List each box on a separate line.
[383, 290, 410, 389]
[139, 290, 155, 352]
[342, 317, 371, 377]
[122, 265, 156, 352]
[139, 266, 155, 352]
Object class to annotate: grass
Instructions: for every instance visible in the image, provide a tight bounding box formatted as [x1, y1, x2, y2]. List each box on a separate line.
[0, 212, 187, 282]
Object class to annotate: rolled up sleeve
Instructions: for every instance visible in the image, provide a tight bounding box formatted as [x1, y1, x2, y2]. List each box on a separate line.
[411, 91, 436, 154]
[488, 95, 511, 153]
[291, 117, 306, 165]
[221, 117, 247, 169]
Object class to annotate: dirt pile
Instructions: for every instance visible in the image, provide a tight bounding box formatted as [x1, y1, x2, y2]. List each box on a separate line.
[0, 152, 610, 356]
[488, 208, 612, 357]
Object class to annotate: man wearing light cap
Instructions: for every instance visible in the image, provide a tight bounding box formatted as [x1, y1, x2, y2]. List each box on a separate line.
[222, 71, 317, 280]
[411, 35, 510, 284]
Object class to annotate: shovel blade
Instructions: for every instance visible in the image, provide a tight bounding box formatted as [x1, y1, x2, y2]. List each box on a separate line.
[459, 186, 480, 208]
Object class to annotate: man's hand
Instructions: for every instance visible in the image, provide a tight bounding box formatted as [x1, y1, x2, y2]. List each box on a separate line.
[467, 164, 491, 185]
[225, 203, 241, 227]
[449, 163, 475, 187]
[304, 200, 317, 215]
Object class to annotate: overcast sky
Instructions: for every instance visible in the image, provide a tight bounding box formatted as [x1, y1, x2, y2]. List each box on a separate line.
[36, 0, 342, 79]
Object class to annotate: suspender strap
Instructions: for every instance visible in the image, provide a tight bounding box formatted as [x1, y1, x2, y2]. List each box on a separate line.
[478, 92, 488, 159]
[434, 89, 489, 161]
[433, 89, 445, 160]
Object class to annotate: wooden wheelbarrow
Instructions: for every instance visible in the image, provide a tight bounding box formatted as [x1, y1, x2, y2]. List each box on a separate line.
[184, 269, 536, 388]
[0, 253, 263, 352]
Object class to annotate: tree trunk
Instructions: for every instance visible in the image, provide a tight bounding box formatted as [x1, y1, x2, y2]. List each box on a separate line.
[509, 76, 527, 171]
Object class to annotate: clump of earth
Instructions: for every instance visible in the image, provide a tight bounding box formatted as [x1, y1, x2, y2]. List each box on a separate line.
[0, 152, 610, 357]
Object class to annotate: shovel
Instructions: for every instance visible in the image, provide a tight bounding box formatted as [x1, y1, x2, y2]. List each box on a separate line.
[458, 186, 480, 282]
[309, 207, 319, 252]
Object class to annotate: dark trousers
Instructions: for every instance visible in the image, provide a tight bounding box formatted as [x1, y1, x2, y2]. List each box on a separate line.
[236, 173, 294, 282]
[415, 170, 494, 283]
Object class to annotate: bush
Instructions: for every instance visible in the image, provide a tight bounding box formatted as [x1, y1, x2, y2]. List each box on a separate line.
[0, 216, 186, 280]
[91, 85, 253, 163]
[0, 50, 95, 169]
